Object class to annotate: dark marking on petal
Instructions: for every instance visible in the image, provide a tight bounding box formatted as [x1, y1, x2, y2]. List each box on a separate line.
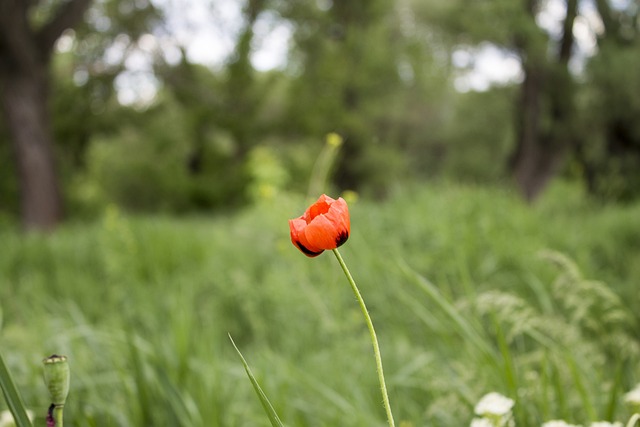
[295, 241, 324, 257]
[335, 231, 349, 247]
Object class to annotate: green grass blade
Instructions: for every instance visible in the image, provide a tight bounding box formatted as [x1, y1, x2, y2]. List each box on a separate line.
[604, 362, 623, 421]
[565, 353, 596, 421]
[0, 352, 33, 427]
[228, 335, 285, 427]
[398, 261, 495, 358]
[627, 413, 640, 427]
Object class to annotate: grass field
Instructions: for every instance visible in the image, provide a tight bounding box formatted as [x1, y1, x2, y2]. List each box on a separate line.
[1, 182, 639, 426]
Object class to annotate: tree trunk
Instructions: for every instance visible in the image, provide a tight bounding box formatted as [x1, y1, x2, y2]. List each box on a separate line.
[509, 0, 578, 201]
[510, 65, 560, 201]
[0, 0, 91, 230]
[2, 68, 63, 230]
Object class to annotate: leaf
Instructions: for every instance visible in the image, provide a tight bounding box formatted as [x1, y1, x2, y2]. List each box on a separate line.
[228, 334, 285, 427]
[0, 352, 33, 427]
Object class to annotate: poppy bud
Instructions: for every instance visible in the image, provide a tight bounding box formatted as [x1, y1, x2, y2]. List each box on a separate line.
[43, 355, 70, 407]
[289, 194, 350, 257]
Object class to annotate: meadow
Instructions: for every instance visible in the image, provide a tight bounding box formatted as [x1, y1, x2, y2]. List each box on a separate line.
[1, 182, 639, 426]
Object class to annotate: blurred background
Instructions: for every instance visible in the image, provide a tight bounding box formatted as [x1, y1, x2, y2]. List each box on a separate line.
[2, 0, 639, 229]
[1, 1, 640, 426]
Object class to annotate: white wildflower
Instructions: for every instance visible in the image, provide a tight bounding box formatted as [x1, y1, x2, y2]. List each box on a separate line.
[589, 423, 622, 427]
[624, 384, 640, 406]
[474, 392, 515, 417]
[471, 418, 495, 427]
[0, 411, 12, 427]
[541, 421, 582, 427]
[0, 410, 34, 427]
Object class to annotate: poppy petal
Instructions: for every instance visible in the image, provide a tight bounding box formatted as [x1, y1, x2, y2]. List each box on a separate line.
[324, 198, 350, 234]
[304, 214, 343, 250]
[305, 194, 333, 221]
[289, 218, 324, 257]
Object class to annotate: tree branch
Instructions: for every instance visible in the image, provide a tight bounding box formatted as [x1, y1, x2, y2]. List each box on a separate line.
[36, 0, 92, 58]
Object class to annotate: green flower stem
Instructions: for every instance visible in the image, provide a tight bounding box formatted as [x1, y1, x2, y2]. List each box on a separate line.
[627, 413, 640, 427]
[51, 405, 64, 427]
[332, 249, 396, 427]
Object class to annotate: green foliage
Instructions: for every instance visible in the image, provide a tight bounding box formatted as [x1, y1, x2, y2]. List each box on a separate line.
[84, 104, 192, 213]
[79, 95, 256, 213]
[280, 0, 451, 195]
[429, 0, 534, 46]
[1, 184, 639, 426]
[439, 88, 515, 183]
[577, 41, 640, 201]
[245, 145, 290, 203]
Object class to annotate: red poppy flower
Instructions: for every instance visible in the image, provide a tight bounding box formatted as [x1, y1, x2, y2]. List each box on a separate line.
[289, 194, 351, 257]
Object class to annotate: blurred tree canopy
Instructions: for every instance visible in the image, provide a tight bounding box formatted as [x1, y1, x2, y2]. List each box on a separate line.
[1, 0, 640, 228]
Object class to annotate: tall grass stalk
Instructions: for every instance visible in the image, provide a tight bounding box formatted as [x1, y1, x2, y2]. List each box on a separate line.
[307, 133, 342, 200]
[229, 335, 285, 427]
[0, 352, 32, 427]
